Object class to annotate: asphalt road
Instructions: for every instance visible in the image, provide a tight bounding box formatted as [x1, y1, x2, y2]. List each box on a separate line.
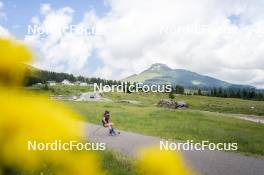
[84, 123, 264, 175]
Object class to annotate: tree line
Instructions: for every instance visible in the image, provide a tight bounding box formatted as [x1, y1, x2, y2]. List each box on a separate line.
[169, 85, 185, 99]
[196, 87, 264, 101]
[24, 69, 264, 101]
[24, 69, 122, 86]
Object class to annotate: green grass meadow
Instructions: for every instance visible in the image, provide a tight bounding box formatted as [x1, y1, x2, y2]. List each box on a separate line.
[105, 92, 264, 116]
[100, 150, 136, 175]
[17, 150, 136, 175]
[65, 99, 264, 155]
[26, 85, 264, 155]
[22, 85, 264, 175]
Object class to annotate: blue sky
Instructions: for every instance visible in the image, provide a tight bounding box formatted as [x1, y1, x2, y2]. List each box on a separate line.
[1, 0, 264, 88]
[0, 0, 109, 74]
[0, 0, 109, 38]
[228, 15, 241, 26]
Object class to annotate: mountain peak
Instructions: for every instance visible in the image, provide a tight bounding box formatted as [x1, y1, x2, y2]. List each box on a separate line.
[123, 62, 253, 89]
[147, 63, 171, 72]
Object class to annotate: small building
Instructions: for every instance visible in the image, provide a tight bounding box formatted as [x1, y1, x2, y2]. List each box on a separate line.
[47, 81, 56, 86]
[61, 79, 74, 85]
[74, 81, 88, 86]
[80, 82, 88, 86]
[74, 81, 81, 85]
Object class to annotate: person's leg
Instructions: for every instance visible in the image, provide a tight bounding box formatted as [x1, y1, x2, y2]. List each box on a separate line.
[111, 128, 117, 135]
[105, 123, 118, 135]
[105, 123, 113, 134]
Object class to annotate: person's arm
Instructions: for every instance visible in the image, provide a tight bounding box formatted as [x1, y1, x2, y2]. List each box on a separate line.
[102, 115, 106, 123]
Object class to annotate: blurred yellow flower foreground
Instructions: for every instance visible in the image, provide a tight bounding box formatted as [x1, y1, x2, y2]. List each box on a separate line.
[0, 38, 191, 175]
[137, 147, 190, 175]
[0, 38, 103, 175]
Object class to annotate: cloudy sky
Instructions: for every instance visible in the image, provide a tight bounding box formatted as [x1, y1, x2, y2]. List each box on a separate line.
[0, 0, 264, 88]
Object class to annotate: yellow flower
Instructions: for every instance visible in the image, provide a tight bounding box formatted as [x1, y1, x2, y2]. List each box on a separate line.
[0, 38, 104, 175]
[136, 147, 191, 175]
[0, 38, 191, 175]
[0, 39, 32, 86]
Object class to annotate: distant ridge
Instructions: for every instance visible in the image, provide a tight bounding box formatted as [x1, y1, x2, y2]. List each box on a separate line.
[123, 63, 254, 89]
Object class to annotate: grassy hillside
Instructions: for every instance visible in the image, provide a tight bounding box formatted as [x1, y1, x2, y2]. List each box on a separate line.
[25, 85, 264, 155]
[25, 84, 94, 95]
[65, 100, 264, 155]
[123, 72, 161, 83]
[26, 84, 264, 116]
[105, 92, 264, 116]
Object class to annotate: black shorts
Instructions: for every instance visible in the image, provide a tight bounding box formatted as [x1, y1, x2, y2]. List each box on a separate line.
[102, 120, 107, 127]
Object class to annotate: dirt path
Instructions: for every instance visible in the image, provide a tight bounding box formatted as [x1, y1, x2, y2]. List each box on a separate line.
[188, 109, 264, 124]
[232, 115, 264, 124]
[84, 123, 264, 175]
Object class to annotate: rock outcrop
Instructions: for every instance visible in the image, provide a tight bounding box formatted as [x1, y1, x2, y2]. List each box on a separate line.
[157, 100, 188, 109]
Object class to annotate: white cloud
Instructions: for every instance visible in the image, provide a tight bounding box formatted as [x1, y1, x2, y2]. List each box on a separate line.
[0, 26, 10, 37]
[0, 1, 7, 20]
[31, 16, 40, 24]
[91, 0, 264, 88]
[0, 1, 10, 38]
[40, 4, 52, 15]
[25, 0, 264, 88]
[25, 4, 96, 76]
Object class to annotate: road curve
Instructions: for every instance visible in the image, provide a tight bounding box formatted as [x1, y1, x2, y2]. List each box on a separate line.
[84, 123, 264, 175]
